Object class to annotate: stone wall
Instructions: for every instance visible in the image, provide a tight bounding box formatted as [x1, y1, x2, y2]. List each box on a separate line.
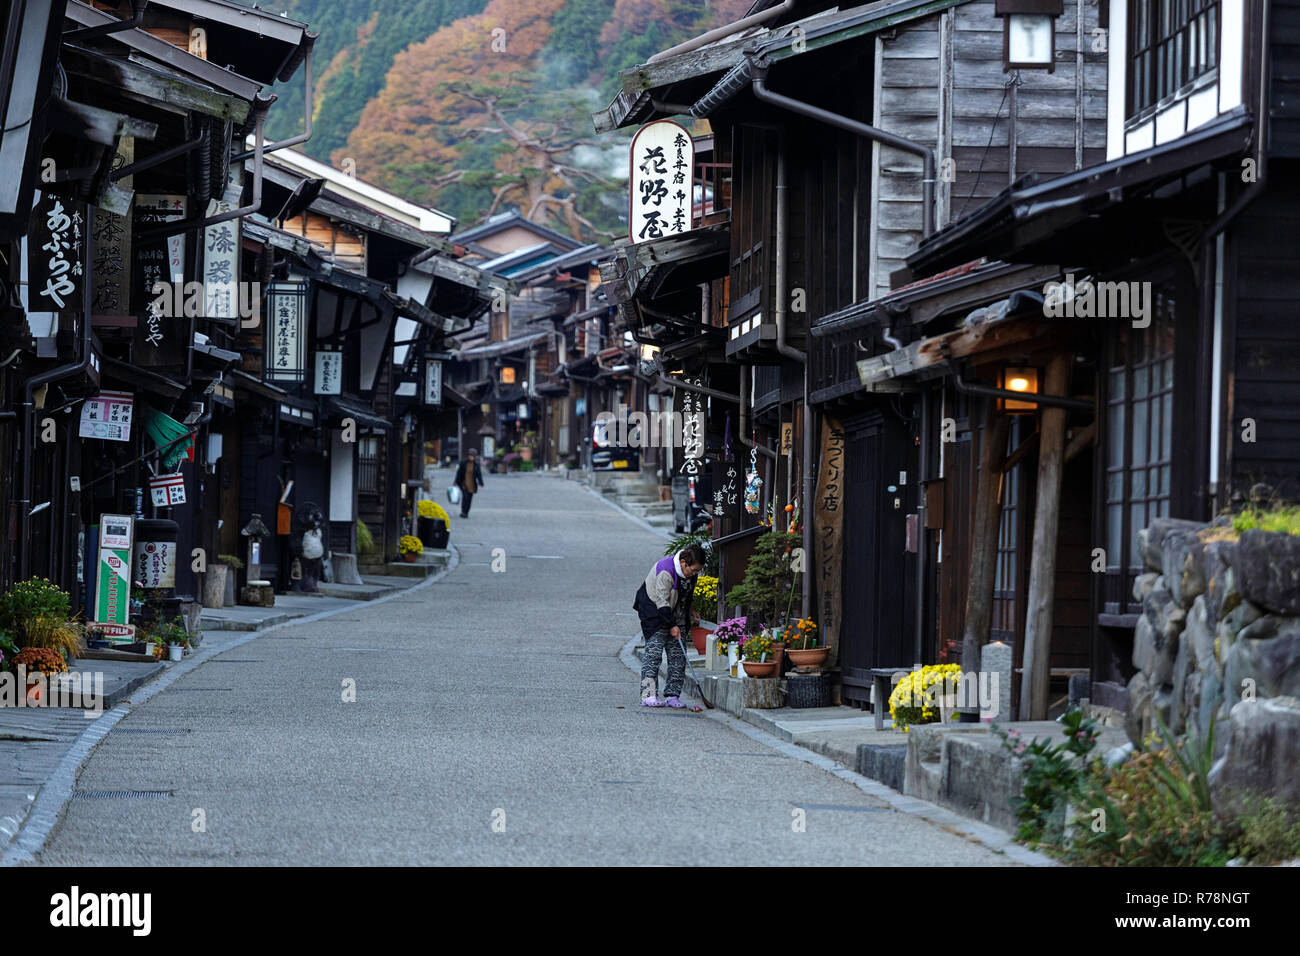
[1126, 517, 1300, 812]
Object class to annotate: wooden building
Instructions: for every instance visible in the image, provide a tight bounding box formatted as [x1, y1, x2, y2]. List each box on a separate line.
[595, 0, 1106, 708]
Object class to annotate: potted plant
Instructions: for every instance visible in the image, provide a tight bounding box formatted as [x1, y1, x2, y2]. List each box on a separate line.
[690, 575, 718, 652]
[785, 617, 828, 668]
[151, 617, 190, 662]
[12, 647, 66, 704]
[216, 554, 244, 608]
[416, 499, 451, 549]
[740, 630, 777, 678]
[714, 616, 747, 675]
[725, 530, 799, 629]
[399, 535, 424, 563]
[0, 578, 83, 664]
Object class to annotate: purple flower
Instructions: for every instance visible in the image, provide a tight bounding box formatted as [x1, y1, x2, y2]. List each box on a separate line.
[1007, 729, 1021, 739]
[1015, 743, 1027, 756]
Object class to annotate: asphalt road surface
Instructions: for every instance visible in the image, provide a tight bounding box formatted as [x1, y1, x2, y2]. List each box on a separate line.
[32, 471, 1013, 866]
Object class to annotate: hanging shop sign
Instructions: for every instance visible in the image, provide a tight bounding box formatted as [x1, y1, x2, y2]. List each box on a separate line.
[202, 199, 239, 321]
[93, 515, 133, 631]
[677, 371, 706, 478]
[91, 138, 133, 316]
[629, 120, 694, 244]
[314, 349, 342, 395]
[266, 281, 306, 382]
[711, 457, 742, 524]
[28, 191, 87, 318]
[79, 390, 134, 442]
[148, 472, 187, 507]
[424, 359, 443, 406]
[134, 195, 188, 286]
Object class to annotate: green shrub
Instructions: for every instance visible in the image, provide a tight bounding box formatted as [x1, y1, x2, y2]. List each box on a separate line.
[1232, 504, 1300, 536]
[356, 519, 376, 554]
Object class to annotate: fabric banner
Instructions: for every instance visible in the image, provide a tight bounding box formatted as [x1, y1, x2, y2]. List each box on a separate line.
[814, 416, 846, 661]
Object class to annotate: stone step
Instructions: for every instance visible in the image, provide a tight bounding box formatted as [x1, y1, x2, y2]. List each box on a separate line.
[316, 582, 394, 601]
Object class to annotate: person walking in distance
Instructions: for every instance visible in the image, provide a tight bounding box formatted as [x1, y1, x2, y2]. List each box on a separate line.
[454, 448, 485, 518]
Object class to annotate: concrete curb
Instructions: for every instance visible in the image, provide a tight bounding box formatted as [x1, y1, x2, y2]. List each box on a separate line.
[617, 632, 1057, 867]
[1, 545, 460, 866]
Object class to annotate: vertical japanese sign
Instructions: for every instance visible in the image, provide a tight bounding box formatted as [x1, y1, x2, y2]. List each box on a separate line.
[711, 457, 742, 523]
[28, 191, 86, 320]
[629, 120, 694, 244]
[814, 416, 845, 659]
[79, 390, 135, 442]
[424, 359, 443, 406]
[92, 138, 133, 316]
[94, 515, 133, 631]
[203, 199, 239, 320]
[678, 374, 705, 477]
[133, 194, 187, 287]
[314, 350, 342, 395]
[266, 281, 306, 382]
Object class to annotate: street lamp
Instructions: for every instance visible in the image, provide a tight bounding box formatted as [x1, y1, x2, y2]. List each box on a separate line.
[996, 0, 1062, 73]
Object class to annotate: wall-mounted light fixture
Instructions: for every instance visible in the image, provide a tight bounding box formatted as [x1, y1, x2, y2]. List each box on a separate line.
[996, 0, 1062, 73]
[500, 366, 516, 384]
[1000, 366, 1040, 412]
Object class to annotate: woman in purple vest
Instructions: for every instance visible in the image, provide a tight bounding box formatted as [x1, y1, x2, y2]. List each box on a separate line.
[633, 543, 706, 707]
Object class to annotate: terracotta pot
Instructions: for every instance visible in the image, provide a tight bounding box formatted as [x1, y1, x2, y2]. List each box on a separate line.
[742, 660, 778, 678]
[402, 552, 418, 563]
[690, 626, 710, 655]
[25, 677, 45, 705]
[786, 646, 829, 668]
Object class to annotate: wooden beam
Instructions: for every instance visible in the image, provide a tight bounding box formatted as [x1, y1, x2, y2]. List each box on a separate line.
[59, 47, 249, 123]
[1063, 421, 1097, 463]
[1018, 352, 1071, 720]
[960, 398, 1009, 715]
[856, 316, 1047, 387]
[999, 427, 1039, 473]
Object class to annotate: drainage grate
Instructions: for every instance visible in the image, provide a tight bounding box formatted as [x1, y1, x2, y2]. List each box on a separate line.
[112, 729, 190, 736]
[73, 790, 173, 800]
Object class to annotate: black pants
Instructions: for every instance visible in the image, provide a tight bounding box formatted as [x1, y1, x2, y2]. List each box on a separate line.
[460, 491, 474, 517]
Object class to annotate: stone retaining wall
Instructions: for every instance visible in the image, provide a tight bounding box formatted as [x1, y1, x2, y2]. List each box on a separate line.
[1127, 517, 1300, 812]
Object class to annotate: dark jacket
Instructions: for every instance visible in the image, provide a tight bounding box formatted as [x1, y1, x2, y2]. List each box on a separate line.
[454, 459, 485, 492]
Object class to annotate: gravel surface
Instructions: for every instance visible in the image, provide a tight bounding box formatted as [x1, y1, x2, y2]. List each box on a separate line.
[31, 471, 1014, 866]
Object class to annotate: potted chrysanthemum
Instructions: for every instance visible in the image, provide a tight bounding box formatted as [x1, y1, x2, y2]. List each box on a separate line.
[416, 499, 450, 549]
[785, 617, 828, 668]
[713, 616, 747, 676]
[398, 535, 424, 563]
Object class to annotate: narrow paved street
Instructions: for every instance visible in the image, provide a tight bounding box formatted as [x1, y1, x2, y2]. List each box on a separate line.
[32, 473, 1010, 866]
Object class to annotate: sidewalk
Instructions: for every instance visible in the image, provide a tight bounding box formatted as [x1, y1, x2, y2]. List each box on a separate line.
[0, 570, 435, 860]
[628, 639, 1115, 856]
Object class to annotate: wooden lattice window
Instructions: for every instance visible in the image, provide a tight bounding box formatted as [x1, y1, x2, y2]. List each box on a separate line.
[1103, 293, 1176, 614]
[1127, 0, 1219, 118]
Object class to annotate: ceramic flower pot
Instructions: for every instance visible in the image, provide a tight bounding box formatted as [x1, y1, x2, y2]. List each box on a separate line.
[786, 646, 829, 668]
[168, 644, 184, 662]
[742, 660, 778, 679]
[402, 553, 418, 563]
[690, 625, 710, 655]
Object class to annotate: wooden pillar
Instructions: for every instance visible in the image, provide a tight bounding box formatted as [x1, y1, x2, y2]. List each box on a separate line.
[1018, 352, 1071, 720]
[959, 397, 1009, 716]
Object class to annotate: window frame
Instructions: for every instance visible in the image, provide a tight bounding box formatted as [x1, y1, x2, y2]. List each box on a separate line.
[1125, 0, 1221, 123]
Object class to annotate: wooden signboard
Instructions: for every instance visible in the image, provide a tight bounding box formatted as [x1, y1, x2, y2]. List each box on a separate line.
[814, 416, 846, 659]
